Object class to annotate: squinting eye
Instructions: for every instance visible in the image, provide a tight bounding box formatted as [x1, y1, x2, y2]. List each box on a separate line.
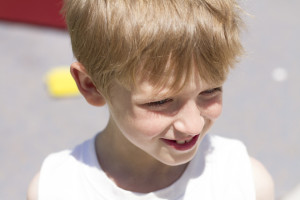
[200, 87, 223, 96]
[146, 98, 173, 107]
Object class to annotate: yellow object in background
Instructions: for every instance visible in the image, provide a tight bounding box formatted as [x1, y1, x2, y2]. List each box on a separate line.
[45, 66, 80, 97]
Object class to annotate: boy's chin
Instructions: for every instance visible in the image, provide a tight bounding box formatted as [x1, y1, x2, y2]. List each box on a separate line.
[155, 151, 197, 167]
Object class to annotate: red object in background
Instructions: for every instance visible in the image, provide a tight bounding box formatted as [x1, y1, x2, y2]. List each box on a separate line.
[0, 0, 66, 29]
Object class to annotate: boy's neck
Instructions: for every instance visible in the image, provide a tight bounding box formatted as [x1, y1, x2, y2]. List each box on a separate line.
[95, 121, 189, 193]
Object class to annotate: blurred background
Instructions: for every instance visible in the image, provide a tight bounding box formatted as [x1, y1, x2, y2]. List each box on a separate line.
[0, 0, 299, 199]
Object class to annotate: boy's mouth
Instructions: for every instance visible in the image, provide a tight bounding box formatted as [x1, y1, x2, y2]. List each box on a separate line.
[175, 137, 193, 144]
[161, 135, 199, 151]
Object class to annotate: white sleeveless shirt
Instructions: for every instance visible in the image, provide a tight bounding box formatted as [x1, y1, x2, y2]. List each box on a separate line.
[38, 135, 255, 200]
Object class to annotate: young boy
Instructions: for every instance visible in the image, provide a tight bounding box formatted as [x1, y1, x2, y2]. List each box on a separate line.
[28, 0, 274, 199]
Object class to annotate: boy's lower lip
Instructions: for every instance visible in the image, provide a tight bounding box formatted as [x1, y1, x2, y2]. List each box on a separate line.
[161, 135, 200, 151]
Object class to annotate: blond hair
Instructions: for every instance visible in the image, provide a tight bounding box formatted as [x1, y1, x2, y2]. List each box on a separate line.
[63, 0, 244, 97]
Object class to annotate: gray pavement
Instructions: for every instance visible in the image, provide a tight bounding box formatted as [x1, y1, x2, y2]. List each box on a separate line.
[0, 1, 300, 199]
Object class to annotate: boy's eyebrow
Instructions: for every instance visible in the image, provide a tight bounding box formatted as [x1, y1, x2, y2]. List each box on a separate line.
[132, 92, 171, 102]
[133, 96, 170, 103]
[132, 83, 225, 102]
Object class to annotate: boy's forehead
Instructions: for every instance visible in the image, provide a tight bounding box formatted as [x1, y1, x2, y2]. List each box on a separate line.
[132, 81, 173, 101]
[112, 55, 227, 101]
[130, 74, 213, 101]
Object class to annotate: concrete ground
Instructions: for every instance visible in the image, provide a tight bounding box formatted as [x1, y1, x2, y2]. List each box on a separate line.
[0, 1, 299, 199]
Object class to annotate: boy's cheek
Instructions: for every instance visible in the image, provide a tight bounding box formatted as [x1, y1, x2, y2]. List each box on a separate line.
[201, 102, 223, 120]
[127, 116, 170, 138]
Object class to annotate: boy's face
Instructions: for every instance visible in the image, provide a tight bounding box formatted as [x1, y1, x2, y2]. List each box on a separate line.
[107, 72, 223, 166]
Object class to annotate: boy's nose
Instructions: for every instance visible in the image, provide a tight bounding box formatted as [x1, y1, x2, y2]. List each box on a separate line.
[173, 101, 204, 136]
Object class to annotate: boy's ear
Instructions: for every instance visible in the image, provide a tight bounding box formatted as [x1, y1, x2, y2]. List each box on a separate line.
[70, 62, 106, 106]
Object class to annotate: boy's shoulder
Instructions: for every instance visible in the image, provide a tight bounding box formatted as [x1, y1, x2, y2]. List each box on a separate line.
[42, 137, 96, 173]
[36, 137, 97, 199]
[27, 146, 81, 200]
[206, 135, 274, 200]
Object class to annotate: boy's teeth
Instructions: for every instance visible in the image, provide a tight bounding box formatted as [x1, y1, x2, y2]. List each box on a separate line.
[176, 140, 185, 144]
[175, 137, 194, 144]
[186, 138, 193, 143]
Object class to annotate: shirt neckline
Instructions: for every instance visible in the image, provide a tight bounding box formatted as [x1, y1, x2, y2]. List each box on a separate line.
[84, 135, 204, 199]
